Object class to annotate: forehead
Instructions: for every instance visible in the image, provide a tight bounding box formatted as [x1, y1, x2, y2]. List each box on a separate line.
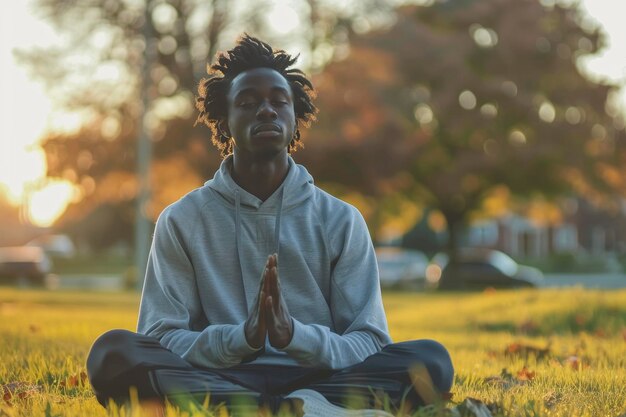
[228, 67, 292, 99]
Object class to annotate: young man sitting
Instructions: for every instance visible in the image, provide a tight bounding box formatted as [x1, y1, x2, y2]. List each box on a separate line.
[86, 34, 454, 417]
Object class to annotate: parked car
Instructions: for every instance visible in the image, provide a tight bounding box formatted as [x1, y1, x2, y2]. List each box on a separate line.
[428, 248, 543, 290]
[0, 246, 52, 287]
[375, 247, 429, 288]
[27, 234, 76, 258]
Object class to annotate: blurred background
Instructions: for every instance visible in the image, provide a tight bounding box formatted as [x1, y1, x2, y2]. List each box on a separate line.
[1, 0, 625, 291]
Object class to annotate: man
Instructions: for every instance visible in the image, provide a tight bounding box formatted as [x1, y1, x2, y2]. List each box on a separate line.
[87, 34, 454, 416]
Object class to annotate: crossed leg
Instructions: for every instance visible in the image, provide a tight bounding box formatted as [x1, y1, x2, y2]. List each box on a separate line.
[87, 330, 453, 414]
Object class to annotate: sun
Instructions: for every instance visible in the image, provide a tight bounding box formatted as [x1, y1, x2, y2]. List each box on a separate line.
[27, 181, 75, 227]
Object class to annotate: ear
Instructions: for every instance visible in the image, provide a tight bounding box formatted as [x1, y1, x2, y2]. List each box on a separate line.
[217, 119, 231, 139]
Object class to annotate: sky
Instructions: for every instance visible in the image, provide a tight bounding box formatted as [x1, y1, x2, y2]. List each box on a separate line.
[0, 0, 625, 227]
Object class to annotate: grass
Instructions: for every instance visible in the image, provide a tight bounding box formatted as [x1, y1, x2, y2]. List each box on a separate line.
[1, 287, 625, 416]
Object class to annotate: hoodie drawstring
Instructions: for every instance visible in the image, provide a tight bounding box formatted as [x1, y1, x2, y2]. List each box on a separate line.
[274, 187, 284, 259]
[234, 189, 249, 315]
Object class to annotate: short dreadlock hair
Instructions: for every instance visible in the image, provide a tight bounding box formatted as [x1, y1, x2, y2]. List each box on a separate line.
[195, 34, 317, 157]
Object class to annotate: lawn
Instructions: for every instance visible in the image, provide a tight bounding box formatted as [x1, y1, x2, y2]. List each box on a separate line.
[1, 287, 625, 416]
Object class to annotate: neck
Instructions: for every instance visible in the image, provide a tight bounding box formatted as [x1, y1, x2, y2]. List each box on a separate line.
[231, 150, 289, 201]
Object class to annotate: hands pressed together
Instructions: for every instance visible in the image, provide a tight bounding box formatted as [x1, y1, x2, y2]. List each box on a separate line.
[244, 253, 294, 349]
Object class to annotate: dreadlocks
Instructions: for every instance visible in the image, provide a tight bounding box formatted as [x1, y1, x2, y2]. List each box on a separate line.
[195, 34, 317, 157]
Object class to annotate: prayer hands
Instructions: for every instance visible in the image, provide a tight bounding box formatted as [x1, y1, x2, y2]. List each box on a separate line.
[244, 254, 294, 349]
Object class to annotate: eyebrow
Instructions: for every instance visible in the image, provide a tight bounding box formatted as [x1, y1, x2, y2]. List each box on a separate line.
[233, 86, 291, 99]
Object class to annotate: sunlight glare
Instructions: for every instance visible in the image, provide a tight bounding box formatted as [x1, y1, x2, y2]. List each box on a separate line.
[27, 181, 75, 227]
[0, 148, 46, 204]
[266, 5, 300, 35]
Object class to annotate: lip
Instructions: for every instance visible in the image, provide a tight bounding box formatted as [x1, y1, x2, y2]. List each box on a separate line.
[252, 123, 282, 135]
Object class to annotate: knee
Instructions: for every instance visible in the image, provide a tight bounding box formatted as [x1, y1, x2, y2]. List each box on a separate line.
[86, 329, 139, 385]
[388, 339, 454, 392]
[88, 329, 137, 361]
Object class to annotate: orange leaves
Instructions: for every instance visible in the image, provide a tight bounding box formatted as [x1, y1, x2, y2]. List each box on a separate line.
[2, 382, 42, 405]
[59, 372, 88, 389]
[516, 366, 536, 381]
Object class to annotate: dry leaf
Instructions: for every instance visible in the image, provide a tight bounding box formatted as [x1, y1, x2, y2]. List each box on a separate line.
[60, 372, 88, 388]
[516, 366, 536, 381]
[2, 382, 42, 405]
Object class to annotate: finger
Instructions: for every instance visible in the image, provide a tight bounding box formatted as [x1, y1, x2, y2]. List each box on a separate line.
[259, 290, 267, 320]
[263, 267, 271, 295]
[269, 267, 280, 307]
[265, 295, 274, 324]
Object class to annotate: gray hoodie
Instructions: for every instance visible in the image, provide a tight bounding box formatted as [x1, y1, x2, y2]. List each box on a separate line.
[137, 155, 391, 370]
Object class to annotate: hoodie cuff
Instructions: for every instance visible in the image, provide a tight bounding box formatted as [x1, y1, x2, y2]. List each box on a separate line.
[280, 318, 319, 364]
[222, 322, 263, 362]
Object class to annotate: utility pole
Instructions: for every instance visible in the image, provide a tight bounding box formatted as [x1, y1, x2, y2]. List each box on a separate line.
[134, 0, 154, 290]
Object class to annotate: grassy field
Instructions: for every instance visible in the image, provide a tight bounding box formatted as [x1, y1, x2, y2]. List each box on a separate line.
[0, 287, 625, 416]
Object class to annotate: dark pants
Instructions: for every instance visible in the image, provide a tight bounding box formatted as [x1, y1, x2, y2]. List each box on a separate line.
[86, 329, 453, 412]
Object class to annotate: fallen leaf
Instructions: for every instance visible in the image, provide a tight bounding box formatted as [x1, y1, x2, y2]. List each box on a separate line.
[2, 382, 42, 405]
[516, 366, 536, 381]
[60, 372, 88, 388]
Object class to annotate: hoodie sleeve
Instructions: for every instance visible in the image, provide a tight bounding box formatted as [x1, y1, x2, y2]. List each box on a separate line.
[281, 205, 392, 369]
[137, 206, 260, 368]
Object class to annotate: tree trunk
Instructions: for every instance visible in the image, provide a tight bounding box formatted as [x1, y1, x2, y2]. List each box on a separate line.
[442, 210, 466, 288]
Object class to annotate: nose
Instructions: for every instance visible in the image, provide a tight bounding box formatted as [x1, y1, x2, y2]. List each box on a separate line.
[256, 100, 277, 120]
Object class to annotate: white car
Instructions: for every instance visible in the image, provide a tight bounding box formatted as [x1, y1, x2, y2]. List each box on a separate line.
[375, 247, 429, 288]
[27, 234, 76, 258]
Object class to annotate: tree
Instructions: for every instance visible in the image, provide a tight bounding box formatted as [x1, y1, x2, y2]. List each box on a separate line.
[303, 0, 624, 259]
[19, 0, 395, 249]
